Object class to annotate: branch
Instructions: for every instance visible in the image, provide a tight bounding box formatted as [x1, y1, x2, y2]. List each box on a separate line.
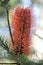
[34, 33, 43, 40]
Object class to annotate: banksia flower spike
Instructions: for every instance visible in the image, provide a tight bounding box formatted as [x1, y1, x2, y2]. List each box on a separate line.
[9, 7, 33, 56]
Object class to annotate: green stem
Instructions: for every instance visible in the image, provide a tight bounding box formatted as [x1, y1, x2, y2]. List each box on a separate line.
[6, 8, 14, 45]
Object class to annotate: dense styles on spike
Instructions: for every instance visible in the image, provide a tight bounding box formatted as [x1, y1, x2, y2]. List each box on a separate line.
[9, 7, 32, 55]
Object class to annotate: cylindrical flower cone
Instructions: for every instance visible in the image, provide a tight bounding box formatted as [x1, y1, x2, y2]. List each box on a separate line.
[9, 7, 33, 56]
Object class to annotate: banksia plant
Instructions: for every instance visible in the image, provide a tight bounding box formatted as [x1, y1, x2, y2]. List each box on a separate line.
[9, 7, 33, 56]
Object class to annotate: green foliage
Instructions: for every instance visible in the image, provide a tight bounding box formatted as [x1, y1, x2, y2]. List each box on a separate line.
[0, 36, 33, 65]
[0, 36, 9, 51]
[0, 36, 43, 65]
[0, 0, 9, 8]
[9, 0, 22, 8]
[0, 0, 22, 9]
[18, 54, 29, 65]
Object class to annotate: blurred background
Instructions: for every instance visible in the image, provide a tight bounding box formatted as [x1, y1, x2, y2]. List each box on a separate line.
[0, 0, 43, 64]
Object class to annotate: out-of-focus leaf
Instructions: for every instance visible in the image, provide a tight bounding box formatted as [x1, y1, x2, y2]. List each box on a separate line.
[9, 0, 22, 8]
[0, 0, 9, 8]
